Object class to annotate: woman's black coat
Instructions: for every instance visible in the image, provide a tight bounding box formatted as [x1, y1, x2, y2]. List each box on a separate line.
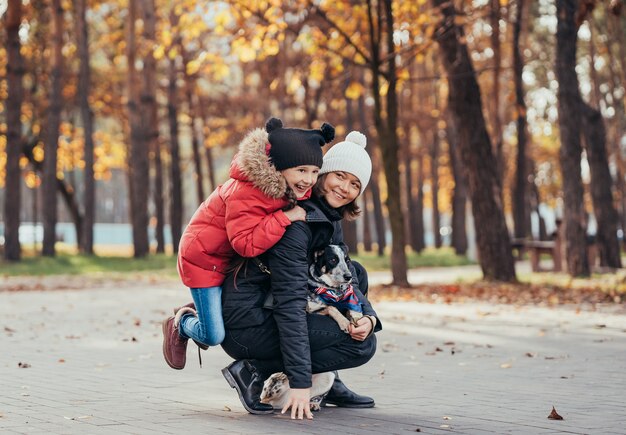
[221, 195, 380, 389]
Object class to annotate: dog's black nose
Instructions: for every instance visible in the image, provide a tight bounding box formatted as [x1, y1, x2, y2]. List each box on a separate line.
[343, 273, 352, 281]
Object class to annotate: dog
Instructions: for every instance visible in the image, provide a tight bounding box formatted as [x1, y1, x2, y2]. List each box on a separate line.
[260, 371, 335, 411]
[306, 244, 363, 333]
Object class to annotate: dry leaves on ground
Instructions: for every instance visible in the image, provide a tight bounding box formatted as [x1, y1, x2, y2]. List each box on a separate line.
[548, 406, 564, 420]
[371, 281, 623, 306]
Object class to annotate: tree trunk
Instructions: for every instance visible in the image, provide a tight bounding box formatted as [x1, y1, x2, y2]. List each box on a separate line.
[357, 88, 386, 256]
[403, 126, 423, 253]
[581, 104, 622, 268]
[414, 149, 426, 253]
[447, 119, 468, 255]
[605, 12, 626, 250]
[205, 142, 216, 193]
[153, 140, 165, 253]
[366, 0, 408, 284]
[490, 0, 504, 183]
[432, 0, 516, 281]
[167, 15, 184, 254]
[140, 0, 163, 253]
[4, 0, 25, 261]
[362, 189, 373, 252]
[512, 0, 531, 240]
[184, 70, 205, 205]
[342, 86, 358, 253]
[555, 0, 590, 276]
[75, 0, 95, 255]
[196, 101, 216, 192]
[430, 131, 442, 248]
[42, 0, 64, 257]
[126, 0, 150, 257]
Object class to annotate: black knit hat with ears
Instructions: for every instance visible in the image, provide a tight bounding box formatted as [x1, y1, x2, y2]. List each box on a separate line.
[266, 117, 335, 170]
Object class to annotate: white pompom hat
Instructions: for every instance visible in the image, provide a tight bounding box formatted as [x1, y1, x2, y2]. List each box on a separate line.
[320, 131, 372, 194]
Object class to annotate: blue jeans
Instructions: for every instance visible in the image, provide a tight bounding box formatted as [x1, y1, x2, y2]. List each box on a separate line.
[179, 287, 225, 346]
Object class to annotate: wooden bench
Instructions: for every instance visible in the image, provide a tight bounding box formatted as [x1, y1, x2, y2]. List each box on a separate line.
[511, 238, 562, 272]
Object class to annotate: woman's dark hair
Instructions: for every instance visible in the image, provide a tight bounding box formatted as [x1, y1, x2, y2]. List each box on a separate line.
[313, 173, 361, 221]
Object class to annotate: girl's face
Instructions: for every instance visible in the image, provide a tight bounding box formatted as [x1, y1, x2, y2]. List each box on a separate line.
[321, 171, 361, 208]
[281, 165, 320, 199]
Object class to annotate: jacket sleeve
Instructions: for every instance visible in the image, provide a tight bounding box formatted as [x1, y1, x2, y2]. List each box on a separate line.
[331, 222, 380, 322]
[265, 221, 313, 389]
[225, 187, 292, 258]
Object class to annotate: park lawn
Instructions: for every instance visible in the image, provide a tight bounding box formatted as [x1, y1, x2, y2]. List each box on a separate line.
[352, 247, 474, 271]
[0, 246, 471, 277]
[0, 251, 178, 277]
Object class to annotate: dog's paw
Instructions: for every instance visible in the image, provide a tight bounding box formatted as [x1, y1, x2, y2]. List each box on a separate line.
[347, 311, 363, 327]
[309, 396, 323, 411]
[337, 316, 352, 333]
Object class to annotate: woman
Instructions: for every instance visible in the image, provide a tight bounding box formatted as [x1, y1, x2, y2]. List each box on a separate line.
[220, 131, 381, 419]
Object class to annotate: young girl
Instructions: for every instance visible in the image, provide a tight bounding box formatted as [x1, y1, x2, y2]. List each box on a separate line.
[162, 117, 335, 370]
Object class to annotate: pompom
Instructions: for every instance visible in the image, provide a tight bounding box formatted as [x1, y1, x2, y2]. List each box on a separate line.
[265, 117, 283, 133]
[320, 123, 335, 144]
[345, 131, 367, 148]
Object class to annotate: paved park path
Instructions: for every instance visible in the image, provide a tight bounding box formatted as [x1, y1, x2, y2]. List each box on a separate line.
[1, 266, 625, 434]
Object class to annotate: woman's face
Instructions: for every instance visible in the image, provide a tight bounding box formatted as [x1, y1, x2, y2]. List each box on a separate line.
[321, 171, 361, 208]
[281, 165, 320, 199]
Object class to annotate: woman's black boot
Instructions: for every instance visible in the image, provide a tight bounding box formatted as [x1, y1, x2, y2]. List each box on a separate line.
[322, 373, 375, 408]
[222, 360, 274, 414]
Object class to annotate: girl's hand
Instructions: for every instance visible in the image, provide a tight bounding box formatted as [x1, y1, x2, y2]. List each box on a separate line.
[281, 387, 313, 420]
[283, 205, 307, 223]
[348, 316, 376, 341]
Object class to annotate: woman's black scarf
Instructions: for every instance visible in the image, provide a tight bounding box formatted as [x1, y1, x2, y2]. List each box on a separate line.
[311, 195, 344, 222]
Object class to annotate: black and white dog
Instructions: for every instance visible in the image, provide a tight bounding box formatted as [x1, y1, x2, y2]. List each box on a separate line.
[306, 244, 363, 332]
[259, 245, 364, 410]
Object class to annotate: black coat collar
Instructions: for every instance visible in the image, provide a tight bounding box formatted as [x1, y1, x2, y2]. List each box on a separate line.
[300, 195, 343, 223]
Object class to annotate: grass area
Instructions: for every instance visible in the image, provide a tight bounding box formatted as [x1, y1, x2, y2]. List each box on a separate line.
[0, 251, 178, 277]
[352, 247, 474, 271]
[0, 246, 472, 276]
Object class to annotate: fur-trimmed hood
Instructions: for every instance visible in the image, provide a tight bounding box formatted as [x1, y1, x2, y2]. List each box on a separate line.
[230, 128, 287, 199]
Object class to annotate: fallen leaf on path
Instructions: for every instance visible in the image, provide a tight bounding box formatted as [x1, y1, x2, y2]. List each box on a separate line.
[58, 359, 65, 363]
[594, 324, 606, 329]
[500, 363, 512, 369]
[525, 352, 537, 358]
[4, 326, 16, 333]
[18, 362, 31, 368]
[223, 406, 231, 412]
[443, 416, 452, 420]
[548, 406, 564, 420]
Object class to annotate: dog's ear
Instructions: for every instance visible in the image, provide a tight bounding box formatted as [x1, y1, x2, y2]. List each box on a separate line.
[311, 248, 326, 276]
[313, 248, 324, 260]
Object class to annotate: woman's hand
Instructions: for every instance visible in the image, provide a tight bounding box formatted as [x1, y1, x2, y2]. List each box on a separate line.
[281, 387, 313, 420]
[283, 205, 307, 223]
[348, 315, 376, 341]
